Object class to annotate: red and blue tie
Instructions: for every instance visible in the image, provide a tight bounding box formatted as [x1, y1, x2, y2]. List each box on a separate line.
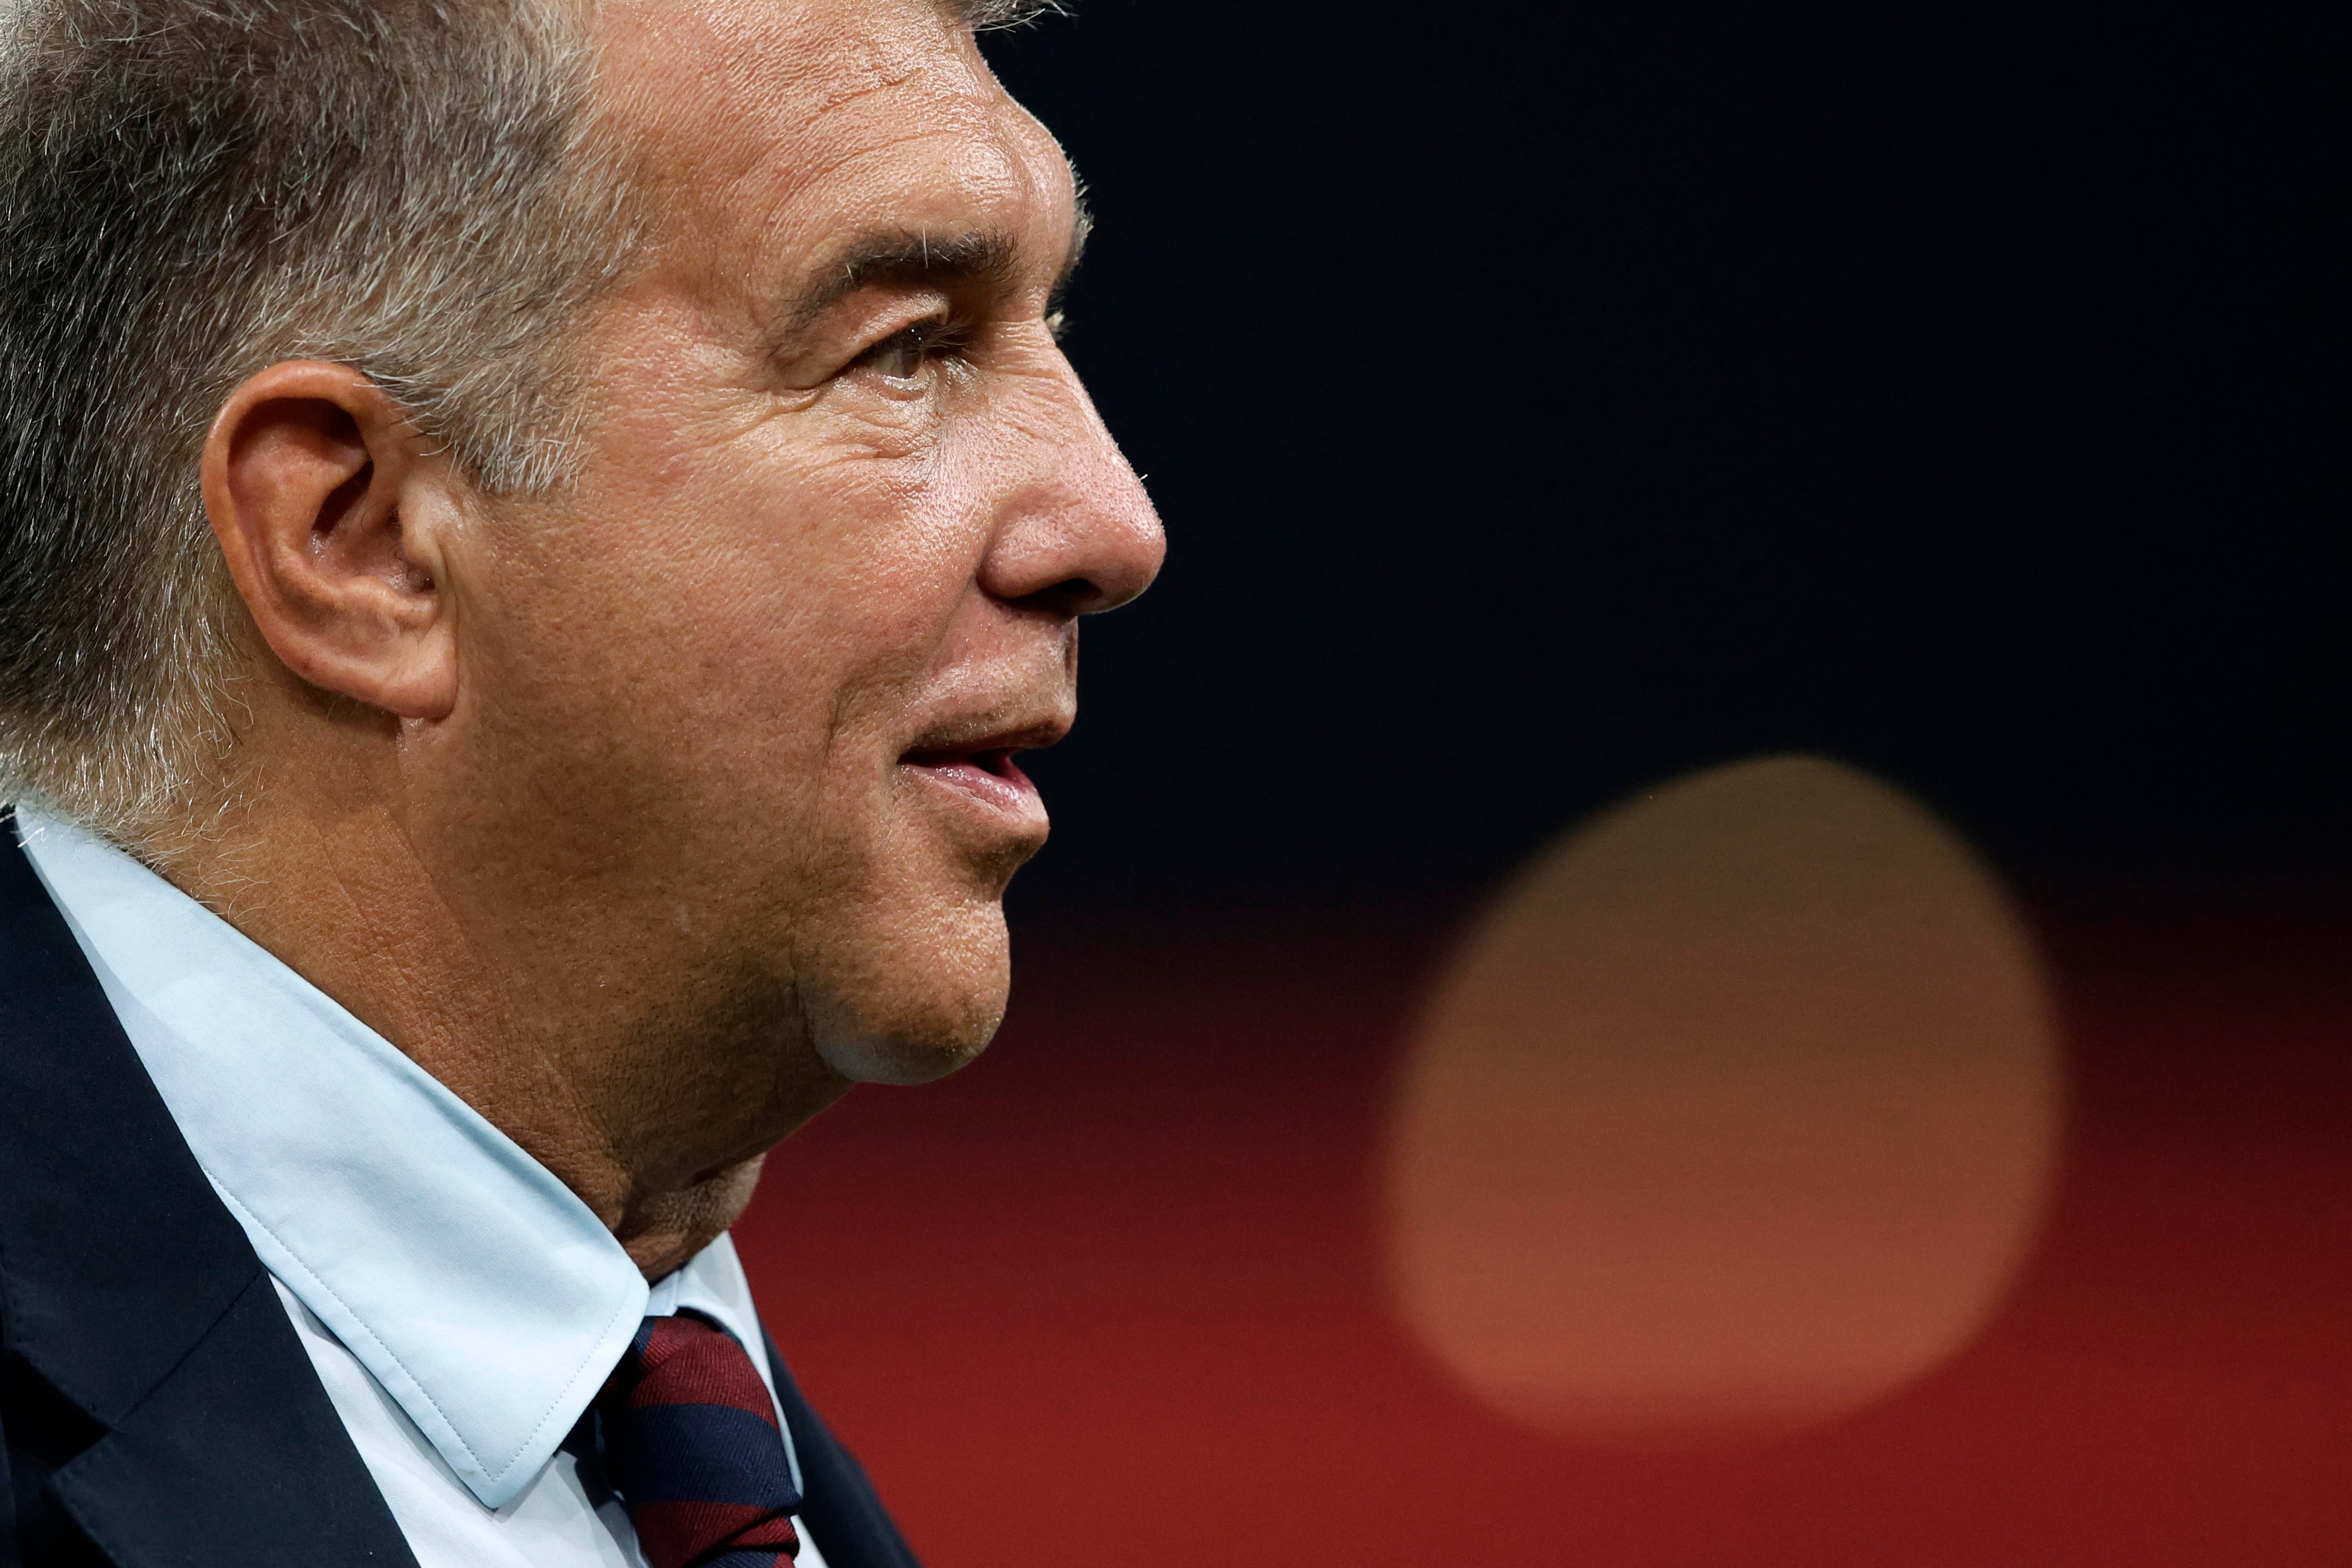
[598, 1314, 803, 1567]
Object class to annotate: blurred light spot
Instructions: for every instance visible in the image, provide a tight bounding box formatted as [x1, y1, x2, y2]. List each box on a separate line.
[1385, 755, 2063, 1445]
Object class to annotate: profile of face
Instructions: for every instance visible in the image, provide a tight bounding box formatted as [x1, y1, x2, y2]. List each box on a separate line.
[199, 0, 1157, 1218]
[188, 0, 1156, 1255]
[354, 0, 1161, 1095]
[460, 0, 1158, 1079]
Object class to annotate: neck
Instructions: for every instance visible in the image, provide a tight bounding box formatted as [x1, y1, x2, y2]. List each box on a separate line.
[149, 730, 845, 1281]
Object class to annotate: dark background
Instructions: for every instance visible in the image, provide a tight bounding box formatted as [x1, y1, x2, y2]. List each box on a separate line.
[744, 7, 2350, 1565]
[978, 0, 2344, 905]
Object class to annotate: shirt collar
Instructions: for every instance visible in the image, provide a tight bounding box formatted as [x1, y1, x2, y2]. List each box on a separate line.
[15, 808, 775, 1510]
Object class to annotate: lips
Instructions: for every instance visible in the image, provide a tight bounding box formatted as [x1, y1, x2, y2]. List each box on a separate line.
[898, 695, 1069, 830]
[899, 744, 1043, 818]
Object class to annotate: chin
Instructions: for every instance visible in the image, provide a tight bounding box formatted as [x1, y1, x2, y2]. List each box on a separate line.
[816, 1029, 994, 1087]
[804, 892, 1012, 1086]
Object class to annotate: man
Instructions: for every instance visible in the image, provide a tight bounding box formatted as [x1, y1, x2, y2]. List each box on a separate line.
[0, 0, 1163, 1560]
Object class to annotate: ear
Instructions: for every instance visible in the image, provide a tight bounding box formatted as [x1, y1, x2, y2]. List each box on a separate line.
[200, 361, 460, 720]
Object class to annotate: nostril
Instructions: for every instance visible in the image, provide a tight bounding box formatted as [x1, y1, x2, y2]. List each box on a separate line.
[1010, 576, 1103, 620]
[978, 482, 1162, 617]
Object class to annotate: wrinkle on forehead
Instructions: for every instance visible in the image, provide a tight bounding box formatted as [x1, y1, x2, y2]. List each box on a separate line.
[598, 0, 1002, 168]
[603, 0, 944, 93]
[594, 0, 1061, 276]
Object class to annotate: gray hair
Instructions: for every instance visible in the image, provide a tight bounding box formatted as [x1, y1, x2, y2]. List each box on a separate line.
[0, 0, 1055, 849]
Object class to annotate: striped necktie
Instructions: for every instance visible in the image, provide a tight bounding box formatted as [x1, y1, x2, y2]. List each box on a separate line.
[598, 1313, 803, 1567]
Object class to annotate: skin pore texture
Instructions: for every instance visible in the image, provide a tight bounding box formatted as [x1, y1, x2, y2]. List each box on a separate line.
[175, 0, 1163, 1280]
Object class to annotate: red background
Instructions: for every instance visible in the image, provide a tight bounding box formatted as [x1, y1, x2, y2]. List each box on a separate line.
[737, 890, 2352, 1566]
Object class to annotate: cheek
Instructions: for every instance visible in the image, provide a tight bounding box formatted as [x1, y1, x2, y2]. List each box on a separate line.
[534, 420, 977, 775]
[458, 338, 1015, 904]
[681, 420, 974, 650]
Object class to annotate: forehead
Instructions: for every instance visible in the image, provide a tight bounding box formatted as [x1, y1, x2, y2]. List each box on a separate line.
[595, 0, 1069, 276]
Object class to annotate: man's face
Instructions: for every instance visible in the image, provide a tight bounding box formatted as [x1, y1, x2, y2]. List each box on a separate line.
[433, 0, 1160, 1096]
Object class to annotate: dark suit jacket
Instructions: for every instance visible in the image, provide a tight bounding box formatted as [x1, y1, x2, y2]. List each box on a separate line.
[0, 830, 921, 1567]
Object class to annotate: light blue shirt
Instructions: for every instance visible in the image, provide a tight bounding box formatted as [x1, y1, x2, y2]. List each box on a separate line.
[16, 807, 821, 1565]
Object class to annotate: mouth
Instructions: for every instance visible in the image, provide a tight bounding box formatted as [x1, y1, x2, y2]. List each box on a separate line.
[898, 690, 1071, 830]
[899, 744, 1041, 817]
[897, 704, 1067, 829]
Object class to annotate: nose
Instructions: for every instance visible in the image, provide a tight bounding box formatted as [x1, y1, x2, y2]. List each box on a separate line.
[974, 371, 1165, 621]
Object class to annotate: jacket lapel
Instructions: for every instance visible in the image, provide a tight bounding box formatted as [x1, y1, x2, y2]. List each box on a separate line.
[0, 826, 418, 1567]
[765, 1327, 925, 1568]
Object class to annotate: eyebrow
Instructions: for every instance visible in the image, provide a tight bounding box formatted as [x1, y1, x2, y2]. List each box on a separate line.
[778, 194, 1094, 336]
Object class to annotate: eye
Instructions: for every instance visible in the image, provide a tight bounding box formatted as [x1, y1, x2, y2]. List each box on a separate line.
[852, 321, 947, 382]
